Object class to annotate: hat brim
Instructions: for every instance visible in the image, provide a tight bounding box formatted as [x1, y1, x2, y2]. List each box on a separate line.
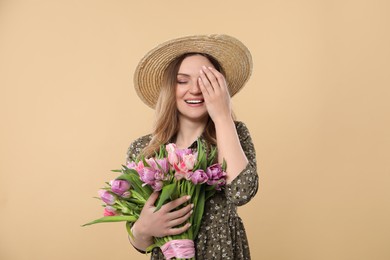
[134, 34, 253, 109]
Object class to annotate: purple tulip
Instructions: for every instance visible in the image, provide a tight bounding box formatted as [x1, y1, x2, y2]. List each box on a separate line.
[121, 191, 131, 198]
[206, 164, 226, 179]
[206, 164, 227, 190]
[98, 190, 116, 205]
[110, 179, 131, 196]
[139, 167, 158, 185]
[207, 178, 226, 191]
[189, 169, 209, 184]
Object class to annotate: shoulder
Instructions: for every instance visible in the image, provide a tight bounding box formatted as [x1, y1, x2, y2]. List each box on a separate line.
[129, 134, 153, 147]
[126, 134, 153, 162]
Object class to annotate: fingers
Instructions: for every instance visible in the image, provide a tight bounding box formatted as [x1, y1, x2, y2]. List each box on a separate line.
[199, 66, 218, 94]
[162, 195, 191, 212]
[198, 75, 210, 98]
[199, 66, 226, 94]
[168, 207, 193, 227]
[166, 223, 192, 236]
[168, 202, 193, 219]
[145, 191, 159, 207]
[208, 66, 227, 92]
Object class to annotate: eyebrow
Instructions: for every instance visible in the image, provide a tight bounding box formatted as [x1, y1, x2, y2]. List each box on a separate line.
[177, 73, 191, 77]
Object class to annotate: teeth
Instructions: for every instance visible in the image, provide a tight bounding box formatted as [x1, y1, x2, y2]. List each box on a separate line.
[186, 100, 203, 104]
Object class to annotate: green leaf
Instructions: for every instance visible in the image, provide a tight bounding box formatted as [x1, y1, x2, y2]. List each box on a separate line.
[116, 172, 152, 199]
[207, 146, 217, 165]
[82, 215, 137, 227]
[126, 221, 134, 240]
[194, 138, 207, 170]
[222, 158, 227, 172]
[154, 182, 176, 212]
[157, 144, 167, 159]
[145, 243, 158, 253]
[122, 167, 140, 176]
[111, 169, 122, 173]
[205, 189, 216, 201]
[130, 190, 147, 204]
[192, 185, 206, 238]
[141, 156, 150, 167]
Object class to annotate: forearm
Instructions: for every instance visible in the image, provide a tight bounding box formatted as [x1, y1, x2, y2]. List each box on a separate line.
[215, 118, 248, 184]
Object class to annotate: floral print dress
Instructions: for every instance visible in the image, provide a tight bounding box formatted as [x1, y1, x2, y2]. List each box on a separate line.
[126, 121, 259, 260]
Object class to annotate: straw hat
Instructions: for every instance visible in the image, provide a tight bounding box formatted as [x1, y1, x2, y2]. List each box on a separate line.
[134, 34, 253, 108]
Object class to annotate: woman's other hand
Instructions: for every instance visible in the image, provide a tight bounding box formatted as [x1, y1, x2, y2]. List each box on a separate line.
[130, 192, 193, 250]
[198, 66, 232, 124]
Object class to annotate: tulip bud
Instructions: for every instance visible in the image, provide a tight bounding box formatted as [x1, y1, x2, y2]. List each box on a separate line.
[98, 190, 116, 205]
[121, 191, 131, 198]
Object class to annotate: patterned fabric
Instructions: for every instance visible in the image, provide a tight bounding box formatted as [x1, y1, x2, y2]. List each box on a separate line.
[126, 121, 259, 260]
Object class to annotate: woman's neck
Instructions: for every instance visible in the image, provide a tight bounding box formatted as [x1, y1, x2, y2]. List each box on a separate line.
[175, 117, 208, 149]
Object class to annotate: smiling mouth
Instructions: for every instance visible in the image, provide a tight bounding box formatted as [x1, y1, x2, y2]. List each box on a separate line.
[185, 99, 204, 104]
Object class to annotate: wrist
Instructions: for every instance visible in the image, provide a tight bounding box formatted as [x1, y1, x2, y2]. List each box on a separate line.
[213, 115, 234, 128]
[132, 221, 153, 242]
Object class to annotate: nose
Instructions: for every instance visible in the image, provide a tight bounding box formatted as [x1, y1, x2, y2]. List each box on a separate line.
[189, 79, 202, 95]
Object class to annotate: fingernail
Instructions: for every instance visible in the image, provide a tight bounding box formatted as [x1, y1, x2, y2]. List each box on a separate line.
[208, 66, 213, 70]
[191, 203, 194, 208]
[199, 69, 203, 74]
[202, 65, 207, 69]
[190, 210, 193, 214]
[186, 195, 191, 200]
[188, 223, 192, 227]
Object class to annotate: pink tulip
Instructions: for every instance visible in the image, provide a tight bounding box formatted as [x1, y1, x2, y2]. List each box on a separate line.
[166, 143, 177, 154]
[154, 170, 166, 181]
[152, 180, 163, 191]
[174, 161, 190, 175]
[182, 153, 197, 171]
[132, 161, 145, 172]
[98, 190, 116, 205]
[126, 161, 137, 169]
[175, 148, 193, 161]
[103, 206, 117, 216]
[167, 151, 179, 165]
[146, 158, 158, 169]
[174, 171, 187, 180]
[156, 158, 169, 173]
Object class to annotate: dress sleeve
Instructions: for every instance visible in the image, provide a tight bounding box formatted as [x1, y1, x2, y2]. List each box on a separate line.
[224, 121, 259, 206]
[125, 134, 152, 164]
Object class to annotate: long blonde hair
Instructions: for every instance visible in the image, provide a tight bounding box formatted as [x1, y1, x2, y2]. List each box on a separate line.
[142, 53, 227, 157]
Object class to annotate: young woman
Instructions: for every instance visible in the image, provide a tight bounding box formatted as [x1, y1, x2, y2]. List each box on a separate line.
[126, 34, 258, 259]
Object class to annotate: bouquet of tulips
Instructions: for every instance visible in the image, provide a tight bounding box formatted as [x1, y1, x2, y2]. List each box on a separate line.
[83, 139, 227, 260]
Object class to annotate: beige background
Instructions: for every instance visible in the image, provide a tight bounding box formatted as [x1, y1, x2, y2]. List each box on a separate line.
[1, 0, 389, 259]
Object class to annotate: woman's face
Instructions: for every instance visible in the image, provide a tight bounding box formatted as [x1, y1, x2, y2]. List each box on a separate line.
[176, 54, 215, 123]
